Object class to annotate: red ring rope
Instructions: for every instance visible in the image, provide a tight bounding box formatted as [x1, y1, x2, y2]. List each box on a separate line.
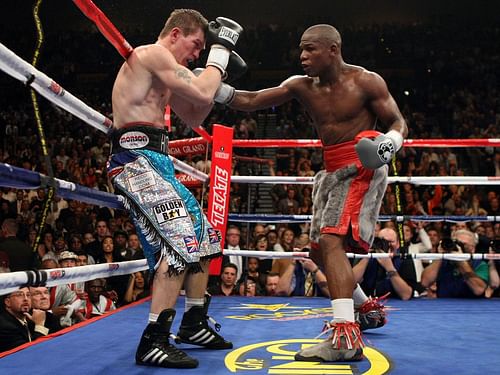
[230, 138, 499, 148]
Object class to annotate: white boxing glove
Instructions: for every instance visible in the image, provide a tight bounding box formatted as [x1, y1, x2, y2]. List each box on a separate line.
[192, 68, 235, 104]
[206, 45, 230, 75]
[214, 82, 235, 105]
[355, 130, 404, 169]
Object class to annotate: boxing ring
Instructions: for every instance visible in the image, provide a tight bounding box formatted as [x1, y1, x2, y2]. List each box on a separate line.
[1, 296, 500, 374]
[1, 1, 500, 374]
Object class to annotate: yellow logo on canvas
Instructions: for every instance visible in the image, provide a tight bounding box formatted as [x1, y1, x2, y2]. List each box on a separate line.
[225, 339, 391, 374]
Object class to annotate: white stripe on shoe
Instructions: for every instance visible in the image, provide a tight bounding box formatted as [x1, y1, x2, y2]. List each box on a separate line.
[157, 353, 169, 364]
[142, 348, 170, 364]
[189, 329, 208, 340]
[188, 329, 215, 344]
[151, 350, 164, 363]
[143, 348, 160, 362]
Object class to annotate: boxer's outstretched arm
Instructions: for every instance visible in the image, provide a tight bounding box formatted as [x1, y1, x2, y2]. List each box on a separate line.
[229, 75, 303, 111]
[230, 86, 293, 111]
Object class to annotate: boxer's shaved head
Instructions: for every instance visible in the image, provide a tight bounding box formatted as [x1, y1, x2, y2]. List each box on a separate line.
[303, 24, 342, 48]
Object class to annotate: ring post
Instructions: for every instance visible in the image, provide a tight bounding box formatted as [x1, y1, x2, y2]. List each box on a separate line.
[207, 124, 234, 275]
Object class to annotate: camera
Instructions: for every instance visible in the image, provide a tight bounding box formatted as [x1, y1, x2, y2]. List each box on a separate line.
[440, 238, 465, 252]
[372, 237, 390, 252]
[491, 239, 500, 254]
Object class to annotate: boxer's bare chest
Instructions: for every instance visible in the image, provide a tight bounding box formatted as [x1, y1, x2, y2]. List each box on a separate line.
[298, 80, 375, 145]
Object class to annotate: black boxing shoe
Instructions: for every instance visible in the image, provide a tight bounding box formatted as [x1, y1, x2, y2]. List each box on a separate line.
[176, 295, 233, 350]
[136, 309, 198, 368]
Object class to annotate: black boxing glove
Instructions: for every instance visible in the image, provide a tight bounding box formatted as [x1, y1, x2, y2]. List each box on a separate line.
[206, 17, 243, 74]
[224, 51, 247, 83]
[207, 17, 242, 50]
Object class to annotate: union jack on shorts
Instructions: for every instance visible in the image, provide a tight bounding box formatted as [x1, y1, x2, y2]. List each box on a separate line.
[183, 236, 199, 254]
[207, 228, 221, 244]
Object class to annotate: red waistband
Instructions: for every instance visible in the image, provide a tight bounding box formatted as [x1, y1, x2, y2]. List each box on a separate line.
[323, 140, 361, 172]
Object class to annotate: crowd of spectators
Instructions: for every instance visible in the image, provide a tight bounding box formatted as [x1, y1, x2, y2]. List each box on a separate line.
[0, 18, 499, 351]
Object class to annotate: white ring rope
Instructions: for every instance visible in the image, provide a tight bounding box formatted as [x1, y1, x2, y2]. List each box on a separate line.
[227, 214, 500, 223]
[0, 42, 111, 134]
[2, 248, 498, 295]
[0, 260, 147, 295]
[169, 156, 208, 182]
[224, 249, 500, 262]
[231, 175, 500, 185]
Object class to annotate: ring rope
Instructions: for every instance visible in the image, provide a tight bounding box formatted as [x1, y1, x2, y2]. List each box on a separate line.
[0, 42, 112, 133]
[231, 175, 500, 185]
[2, 249, 498, 296]
[227, 213, 500, 223]
[169, 156, 208, 182]
[231, 138, 500, 148]
[0, 161, 207, 209]
[0, 163, 124, 209]
[224, 249, 500, 262]
[72, 0, 133, 59]
[0, 260, 147, 296]
[0, 163, 497, 222]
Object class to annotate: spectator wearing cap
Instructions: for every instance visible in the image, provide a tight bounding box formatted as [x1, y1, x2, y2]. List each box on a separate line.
[58, 251, 78, 268]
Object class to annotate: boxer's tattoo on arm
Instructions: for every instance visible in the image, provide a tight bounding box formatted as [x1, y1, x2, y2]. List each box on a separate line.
[175, 68, 192, 84]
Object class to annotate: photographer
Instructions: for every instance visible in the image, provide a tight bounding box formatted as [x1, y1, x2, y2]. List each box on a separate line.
[485, 240, 500, 298]
[353, 228, 422, 300]
[272, 235, 329, 297]
[421, 229, 488, 298]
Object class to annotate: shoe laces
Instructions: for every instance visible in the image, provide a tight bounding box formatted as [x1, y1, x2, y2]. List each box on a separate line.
[314, 321, 365, 350]
[315, 320, 335, 339]
[154, 335, 191, 360]
[207, 315, 221, 332]
[358, 292, 390, 314]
